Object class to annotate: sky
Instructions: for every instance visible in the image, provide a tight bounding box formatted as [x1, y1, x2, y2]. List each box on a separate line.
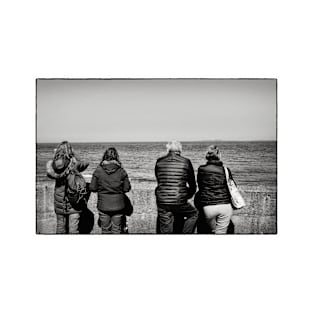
[36, 79, 276, 142]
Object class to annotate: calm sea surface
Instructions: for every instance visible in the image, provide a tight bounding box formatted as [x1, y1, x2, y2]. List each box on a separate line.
[36, 141, 277, 189]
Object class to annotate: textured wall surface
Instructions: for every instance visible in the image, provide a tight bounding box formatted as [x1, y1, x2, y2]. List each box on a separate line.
[36, 179, 277, 234]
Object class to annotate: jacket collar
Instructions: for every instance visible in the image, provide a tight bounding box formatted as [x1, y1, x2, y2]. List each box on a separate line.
[167, 151, 181, 156]
[206, 159, 223, 166]
[101, 160, 121, 174]
[46, 158, 76, 179]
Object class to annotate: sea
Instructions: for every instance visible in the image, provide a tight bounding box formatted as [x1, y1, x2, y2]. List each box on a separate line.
[36, 141, 277, 190]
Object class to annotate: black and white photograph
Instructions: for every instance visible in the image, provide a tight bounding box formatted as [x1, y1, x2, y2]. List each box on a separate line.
[36, 78, 277, 234]
[3, 1, 313, 312]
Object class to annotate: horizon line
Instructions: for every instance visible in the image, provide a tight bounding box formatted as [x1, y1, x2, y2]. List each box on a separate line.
[37, 139, 277, 144]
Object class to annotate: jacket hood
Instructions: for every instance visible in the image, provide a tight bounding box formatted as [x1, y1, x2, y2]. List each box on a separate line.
[46, 158, 75, 179]
[101, 160, 121, 174]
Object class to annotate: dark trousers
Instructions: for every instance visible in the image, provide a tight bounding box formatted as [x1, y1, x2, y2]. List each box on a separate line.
[156, 215, 186, 234]
[157, 202, 198, 234]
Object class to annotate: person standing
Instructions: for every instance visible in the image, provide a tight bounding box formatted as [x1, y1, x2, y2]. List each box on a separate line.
[89, 147, 131, 234]
[46, 141, 89, 234]
[155, 141, 198, 234]
[194, 145, 234, 234]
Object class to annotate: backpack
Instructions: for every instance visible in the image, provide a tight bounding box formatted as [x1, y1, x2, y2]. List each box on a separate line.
[66, 169, 88, 206]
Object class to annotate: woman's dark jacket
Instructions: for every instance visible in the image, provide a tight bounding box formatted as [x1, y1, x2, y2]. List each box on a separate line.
[46, 157, 89, 215]
[89, 160, 131, 213]
[195, 159, 232, 208]
[155, 152, 196, 206]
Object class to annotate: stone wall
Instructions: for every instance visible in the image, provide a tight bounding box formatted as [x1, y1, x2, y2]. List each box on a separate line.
[36, 179, 276, 234]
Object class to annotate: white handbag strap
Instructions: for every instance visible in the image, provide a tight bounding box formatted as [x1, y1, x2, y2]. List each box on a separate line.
[224, 166, 229, 181]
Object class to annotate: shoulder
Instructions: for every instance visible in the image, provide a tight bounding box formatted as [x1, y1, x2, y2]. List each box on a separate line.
[198, 164, 207, 170]
[92, 165, 103, 175]
[173, 153, 191, 162]
[156, 154, 168, 163]
[197, 164, 211, 174]
[119, 167, 128, 176]
[155, 155, 170, 166]
[179, 154, 190, 162]
[180, 155, 193, 167]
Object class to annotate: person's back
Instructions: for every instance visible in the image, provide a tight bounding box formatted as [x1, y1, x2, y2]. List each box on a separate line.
[89, 147, 131, 234]
[46, 141, 89, 234]
[197, 161, 231, 206]
[90, 160, 131, 211]
[155, 152, 194, 206]
[154, 141, 198, 234]
[195, 145, 233, 234]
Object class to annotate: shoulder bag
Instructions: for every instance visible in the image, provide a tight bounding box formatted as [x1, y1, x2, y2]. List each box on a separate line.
[224, 166, 246, 209]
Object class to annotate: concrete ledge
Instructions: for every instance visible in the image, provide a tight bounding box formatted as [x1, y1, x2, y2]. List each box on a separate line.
[36, 179, 277, 234]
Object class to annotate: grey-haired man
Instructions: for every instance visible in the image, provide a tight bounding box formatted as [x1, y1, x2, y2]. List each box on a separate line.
[155, 141, 198, 234]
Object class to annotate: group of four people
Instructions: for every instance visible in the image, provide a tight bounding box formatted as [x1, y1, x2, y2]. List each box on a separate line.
[46, 140, 236, 234]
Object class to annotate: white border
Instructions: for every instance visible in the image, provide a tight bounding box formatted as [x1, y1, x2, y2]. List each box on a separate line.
[2, 1, 313, 313]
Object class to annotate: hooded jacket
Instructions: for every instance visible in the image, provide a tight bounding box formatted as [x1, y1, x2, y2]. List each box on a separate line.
[89, 160, 131, 212]
[195, 159, 232, 207]
[155, 152, 196, 206]
[46, 157, 89, 215]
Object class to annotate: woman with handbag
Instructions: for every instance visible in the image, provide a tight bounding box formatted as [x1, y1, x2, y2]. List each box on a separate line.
[194, 145, 240, 234]
[89, 147, 132, 234]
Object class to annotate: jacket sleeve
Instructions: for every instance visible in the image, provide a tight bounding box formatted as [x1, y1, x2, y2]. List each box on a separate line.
[46, 160, 57, 179]
[196, 168, 201, 189]
[122, 170, 131, 193]
[154, 162, 159, 181]
[76, 161, 89, 172]
[89, 171, 98, 192]
[187, 160, 197, 198]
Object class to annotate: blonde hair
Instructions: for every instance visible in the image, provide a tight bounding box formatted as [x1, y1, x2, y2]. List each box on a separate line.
[166, 141, 182, 154]
[206, 145, 220, 160]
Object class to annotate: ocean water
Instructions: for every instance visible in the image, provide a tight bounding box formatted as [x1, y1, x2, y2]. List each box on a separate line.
[36, 141, 277, 189]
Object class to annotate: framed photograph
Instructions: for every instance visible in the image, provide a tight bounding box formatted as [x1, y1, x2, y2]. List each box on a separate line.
[36, 78, 277, 234]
